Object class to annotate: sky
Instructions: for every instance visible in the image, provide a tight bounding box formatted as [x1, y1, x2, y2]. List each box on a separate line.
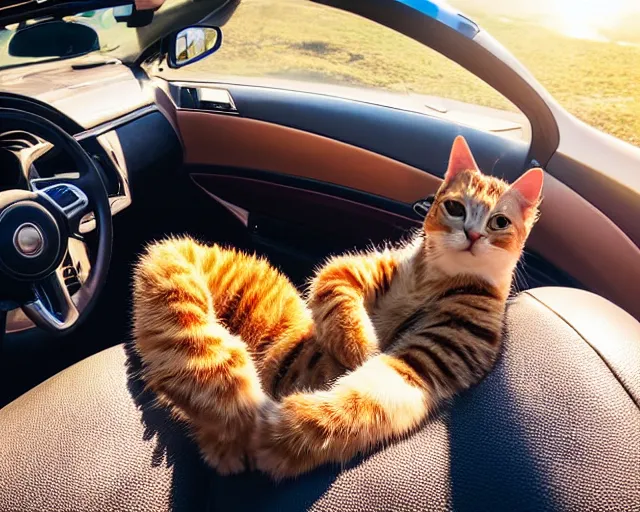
[450, 0, 640, 15]
[449, 0, 640, 43]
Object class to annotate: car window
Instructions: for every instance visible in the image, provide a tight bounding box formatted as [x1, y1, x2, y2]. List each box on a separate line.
[160, 0, 530, 142]
[448, 0, 640, 148]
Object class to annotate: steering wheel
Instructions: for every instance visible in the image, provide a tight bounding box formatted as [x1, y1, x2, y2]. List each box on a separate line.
[0, 108, 112, 334]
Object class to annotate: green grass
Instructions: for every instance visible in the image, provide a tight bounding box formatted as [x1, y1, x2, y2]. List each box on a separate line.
[164, 0, 640, 147]
[454, 2, 640, 146]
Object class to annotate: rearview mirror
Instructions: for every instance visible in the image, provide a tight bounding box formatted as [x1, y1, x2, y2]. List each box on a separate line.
[8, 20, 99, 59]
[113, 4, 155, 28]
[168, 25, 222, 68]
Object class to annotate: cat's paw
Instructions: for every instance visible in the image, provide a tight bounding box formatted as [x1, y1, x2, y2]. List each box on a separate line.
[252, 396, 320, 480]
[216, 452, 248, 475]
[314, 303, 379, 369]
[200, 442, 248, 476]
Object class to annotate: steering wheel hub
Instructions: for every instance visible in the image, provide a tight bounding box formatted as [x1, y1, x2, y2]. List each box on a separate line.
[14, 223, 45, 257]
[0, 199, 65, 280]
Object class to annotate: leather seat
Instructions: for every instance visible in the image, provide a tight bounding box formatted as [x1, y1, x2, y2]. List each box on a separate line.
[0, 287, 639, 512]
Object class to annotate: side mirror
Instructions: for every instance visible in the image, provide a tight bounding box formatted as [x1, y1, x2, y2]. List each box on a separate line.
[8, 20, 99, 59]
[168, 25, 222, 69]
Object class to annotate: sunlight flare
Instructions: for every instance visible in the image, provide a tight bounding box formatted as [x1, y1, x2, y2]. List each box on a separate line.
[551, 0, 634, 41]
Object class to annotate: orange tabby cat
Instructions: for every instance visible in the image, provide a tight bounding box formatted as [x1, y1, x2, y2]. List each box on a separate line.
[133, 136, 543, 480]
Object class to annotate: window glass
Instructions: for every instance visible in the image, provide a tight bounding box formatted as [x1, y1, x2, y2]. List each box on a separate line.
[161, 0, 530, 142]
[449, 0, 640, 148]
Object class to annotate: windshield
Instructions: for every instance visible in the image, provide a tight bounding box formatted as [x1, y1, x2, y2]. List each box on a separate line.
[159, 0, 530, 141]
[2, 0, 638, 148]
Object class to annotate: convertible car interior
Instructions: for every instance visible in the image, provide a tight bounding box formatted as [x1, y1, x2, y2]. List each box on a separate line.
[0, 0, 638, 510]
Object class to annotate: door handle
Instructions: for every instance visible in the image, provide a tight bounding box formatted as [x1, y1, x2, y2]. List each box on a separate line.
[412, 195, 435, 219]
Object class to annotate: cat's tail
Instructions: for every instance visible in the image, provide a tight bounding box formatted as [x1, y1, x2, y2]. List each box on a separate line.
[132, 237, 267, 474]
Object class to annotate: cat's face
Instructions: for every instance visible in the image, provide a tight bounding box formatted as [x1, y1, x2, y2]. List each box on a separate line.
[424, 136, 543, 287]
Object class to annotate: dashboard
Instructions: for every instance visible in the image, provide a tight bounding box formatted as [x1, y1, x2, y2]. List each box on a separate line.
[0, 63, 184, 334]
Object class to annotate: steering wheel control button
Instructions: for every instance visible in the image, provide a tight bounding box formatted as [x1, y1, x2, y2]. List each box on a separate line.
[40, 184, 89, 220]
[0, 201, 64, 280]
[13, 223, 44, 258]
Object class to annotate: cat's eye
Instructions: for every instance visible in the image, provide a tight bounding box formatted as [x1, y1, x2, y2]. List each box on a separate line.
[443, 200, 466, 218]
[488, 214, 511, 230]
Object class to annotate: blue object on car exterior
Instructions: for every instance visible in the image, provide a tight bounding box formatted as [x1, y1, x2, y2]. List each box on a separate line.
[395, 0, 479, 38]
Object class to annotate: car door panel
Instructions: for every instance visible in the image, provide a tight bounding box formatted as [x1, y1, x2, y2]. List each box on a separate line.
[165, 82, 640, 318]
[222, 84, 531, 181]
[191, 172, 421, 284]
[547, 151, 640, 249]
[178, 110, 441, 204]
[190, 173, 419, 234]
[529, 174, 640, 319]
[173, 82, 531, 182]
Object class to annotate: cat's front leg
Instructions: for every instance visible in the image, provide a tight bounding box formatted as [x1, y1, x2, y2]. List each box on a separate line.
[253, 392, 341, 479]
[253, 353, 430, 480]
[308, 252, 398, 369]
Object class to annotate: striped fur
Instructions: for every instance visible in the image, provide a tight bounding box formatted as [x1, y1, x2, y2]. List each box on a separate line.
[134, 136, 543, 479]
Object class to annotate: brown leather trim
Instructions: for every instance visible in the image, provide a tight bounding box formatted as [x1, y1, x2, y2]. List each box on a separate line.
[177, 110, 441, 203]
[528, 174, 640, 319]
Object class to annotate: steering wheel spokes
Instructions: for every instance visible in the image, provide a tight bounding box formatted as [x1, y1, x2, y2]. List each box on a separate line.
[37, 182, 90, 237]
[0, 107, 112, 336]
[22, 268, 79, 332]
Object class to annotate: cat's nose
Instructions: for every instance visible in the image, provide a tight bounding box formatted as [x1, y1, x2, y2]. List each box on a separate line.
[465, 230, 482, 243]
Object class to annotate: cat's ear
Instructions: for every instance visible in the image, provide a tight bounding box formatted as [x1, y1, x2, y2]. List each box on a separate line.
[510, 168, 544, 210]
[445, 136, 480, 182]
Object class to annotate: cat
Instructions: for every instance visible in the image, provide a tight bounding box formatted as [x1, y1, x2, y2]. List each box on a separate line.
[133, 135, 543, 480]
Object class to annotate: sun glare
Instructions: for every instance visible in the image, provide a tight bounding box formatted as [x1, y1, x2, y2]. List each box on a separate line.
[551, 0, 634, 41]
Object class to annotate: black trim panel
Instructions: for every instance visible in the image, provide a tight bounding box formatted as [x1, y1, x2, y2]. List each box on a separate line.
[75, 105, 158, 142]
[115, 111, 183, 189]
[187, 164, 421, 220]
